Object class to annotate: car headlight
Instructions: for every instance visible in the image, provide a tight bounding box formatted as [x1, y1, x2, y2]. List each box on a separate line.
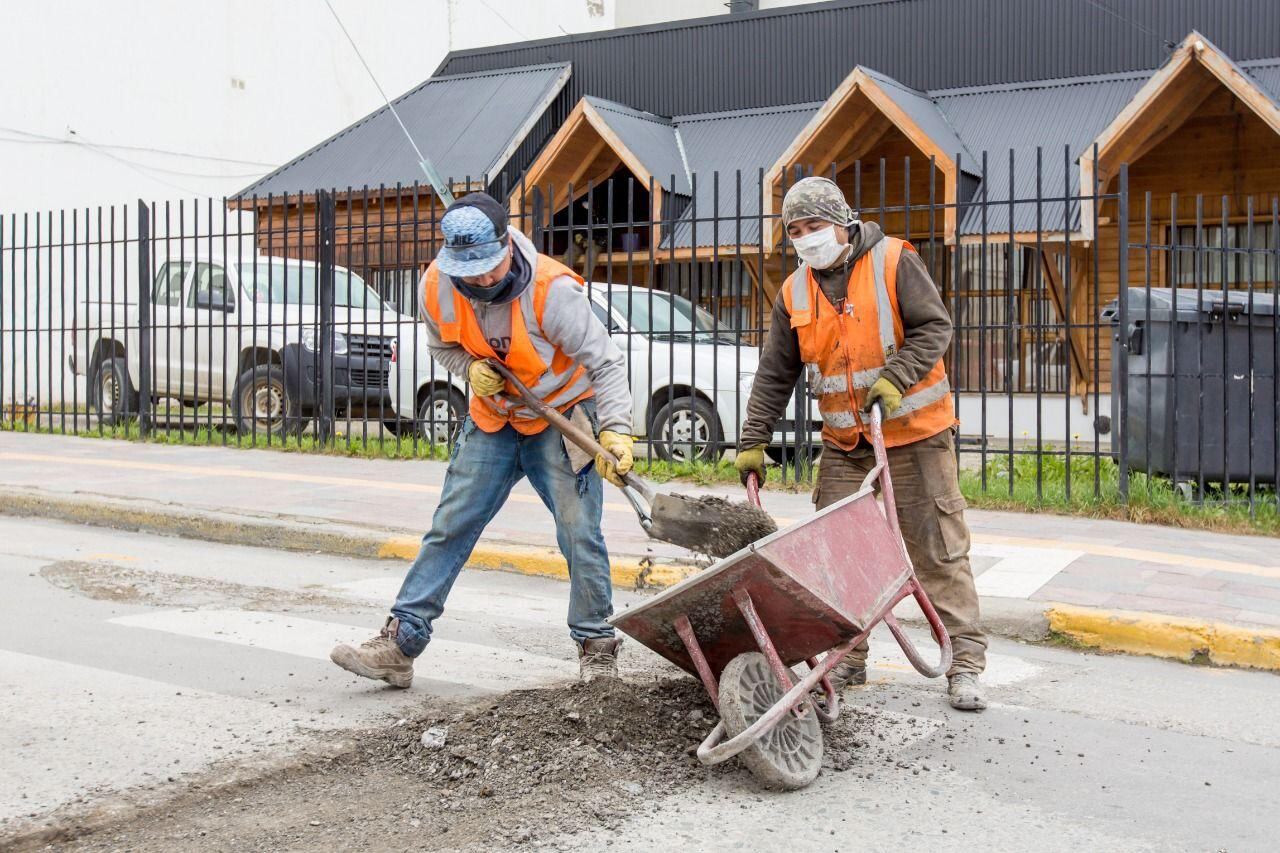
[301, 328, 348, 355]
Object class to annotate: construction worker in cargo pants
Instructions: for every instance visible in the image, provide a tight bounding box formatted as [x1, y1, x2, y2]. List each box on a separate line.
[735, 177, 987, 711]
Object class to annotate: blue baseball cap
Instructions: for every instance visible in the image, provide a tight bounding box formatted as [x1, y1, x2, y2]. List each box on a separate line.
[436, 193, 510, 278]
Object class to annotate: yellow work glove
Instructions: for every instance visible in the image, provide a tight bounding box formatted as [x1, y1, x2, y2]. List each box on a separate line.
[734, 444, 768, 487]
[467, 360, 505, 397]
[866, 376, 903, 417]
[595, 430, 634, 487]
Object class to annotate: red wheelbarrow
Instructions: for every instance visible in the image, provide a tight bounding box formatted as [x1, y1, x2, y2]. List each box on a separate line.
[610, 404, 952, 789]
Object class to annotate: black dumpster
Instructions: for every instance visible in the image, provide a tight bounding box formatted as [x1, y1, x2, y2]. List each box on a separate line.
[1103, 288, 1278, 486]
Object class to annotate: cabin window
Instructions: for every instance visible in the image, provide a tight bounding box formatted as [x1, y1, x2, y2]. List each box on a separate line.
[1169, 224, 1278, 289]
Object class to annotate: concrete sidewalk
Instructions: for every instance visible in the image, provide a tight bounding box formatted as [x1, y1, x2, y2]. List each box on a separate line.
[3, 431, 1279, 669]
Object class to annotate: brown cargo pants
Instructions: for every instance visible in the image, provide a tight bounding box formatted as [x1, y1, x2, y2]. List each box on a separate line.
[814, 426, 987, 675]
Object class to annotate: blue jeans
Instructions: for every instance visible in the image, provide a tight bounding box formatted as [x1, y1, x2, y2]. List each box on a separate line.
[390, 403, 615, 657]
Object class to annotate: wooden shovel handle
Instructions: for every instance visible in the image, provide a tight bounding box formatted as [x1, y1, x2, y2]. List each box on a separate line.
[483, 359, 611, 461]
[482, 359, 656, 502]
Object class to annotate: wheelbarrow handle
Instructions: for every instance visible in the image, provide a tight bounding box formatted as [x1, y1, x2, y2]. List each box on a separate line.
[858, 402, 904, 542]
[884, 578, 953, 679]
[745, 472, 763, 508]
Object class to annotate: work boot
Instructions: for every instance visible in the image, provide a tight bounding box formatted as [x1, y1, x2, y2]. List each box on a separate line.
[828, 659, 867, 691]
[330, 617, 414, 688]
[578, 637, 622, 682]
[947, 672, 987, 711]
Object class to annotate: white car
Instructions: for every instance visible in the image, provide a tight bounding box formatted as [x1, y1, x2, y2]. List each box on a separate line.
[70, 253, 426, 435]
[388, 284, 821, 460]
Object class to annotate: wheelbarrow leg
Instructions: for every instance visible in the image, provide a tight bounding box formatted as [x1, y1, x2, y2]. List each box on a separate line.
[731, 586, 796, 694]
[883, 577, 954, 678]
[805, 657, 840, 723]
[673, 614, 719, 705]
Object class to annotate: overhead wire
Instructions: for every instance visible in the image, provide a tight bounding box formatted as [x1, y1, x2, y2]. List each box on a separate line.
[322, 0, 455, 204]
[1080, 0, 1178, 51]
[0, 125, 275, 180]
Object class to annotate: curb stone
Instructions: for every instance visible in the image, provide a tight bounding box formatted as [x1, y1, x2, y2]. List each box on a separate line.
[1047, 605, 1280, 672]
[0, 487, 698, 591]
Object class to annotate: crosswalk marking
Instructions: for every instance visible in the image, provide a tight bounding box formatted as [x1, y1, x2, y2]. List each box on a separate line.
[109, 610, 578, 690]
[972, 541, 1083, 599]
[333, 577, 568, 629]
[867, 646, 1040, 687]
[338, 576, 1042, 687]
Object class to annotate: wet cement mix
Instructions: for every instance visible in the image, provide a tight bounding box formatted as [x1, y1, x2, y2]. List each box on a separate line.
[41, 675, 935, 853]
[680, 496, 779, 559]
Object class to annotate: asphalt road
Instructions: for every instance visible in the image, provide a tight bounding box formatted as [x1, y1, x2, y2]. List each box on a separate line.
[2, 517, 1279, 851]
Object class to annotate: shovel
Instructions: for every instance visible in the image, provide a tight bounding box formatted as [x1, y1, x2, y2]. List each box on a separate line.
[484, 360, 776, 557]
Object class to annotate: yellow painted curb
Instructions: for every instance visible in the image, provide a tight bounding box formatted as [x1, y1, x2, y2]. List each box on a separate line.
[377, 537, 697, 591]
[1047, 605, 1280, 672]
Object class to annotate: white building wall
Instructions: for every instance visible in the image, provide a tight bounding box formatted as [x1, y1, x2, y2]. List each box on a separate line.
[0, 0, 619, 215]
[0, 1, 624, 401]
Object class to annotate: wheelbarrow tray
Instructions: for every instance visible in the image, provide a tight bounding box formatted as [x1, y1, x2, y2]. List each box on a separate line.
[611, 484, 913, 679]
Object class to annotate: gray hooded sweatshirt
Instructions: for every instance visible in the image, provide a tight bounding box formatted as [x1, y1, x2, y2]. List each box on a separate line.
[419, 227, 633, 434]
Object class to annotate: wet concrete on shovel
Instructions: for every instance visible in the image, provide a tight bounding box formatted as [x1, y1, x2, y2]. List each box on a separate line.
[680, 497, 779, 559]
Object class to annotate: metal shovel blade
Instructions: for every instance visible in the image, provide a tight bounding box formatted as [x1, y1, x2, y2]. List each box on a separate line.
[646, 492, 779, 559]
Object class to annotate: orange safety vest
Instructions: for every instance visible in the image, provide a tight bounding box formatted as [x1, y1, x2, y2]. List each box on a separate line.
[421, 254, 594, 435]
[782, 236, 956, 450]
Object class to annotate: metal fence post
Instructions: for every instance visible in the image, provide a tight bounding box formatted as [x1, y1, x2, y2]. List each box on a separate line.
[136, 199, 152, 438]
[1116, 165, 1130, 502]
[317, 189, 337, 445]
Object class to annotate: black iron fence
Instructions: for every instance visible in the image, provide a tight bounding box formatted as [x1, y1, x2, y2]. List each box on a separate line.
[1, 154, 1277, 511]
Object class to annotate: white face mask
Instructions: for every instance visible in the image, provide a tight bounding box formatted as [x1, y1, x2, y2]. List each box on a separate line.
[791, 225, 847, 269]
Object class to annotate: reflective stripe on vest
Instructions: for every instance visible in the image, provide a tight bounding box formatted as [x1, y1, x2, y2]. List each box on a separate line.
[424, 255, 594, 433]
[789, 239, 896, 367]
[783, 236, 955, 447]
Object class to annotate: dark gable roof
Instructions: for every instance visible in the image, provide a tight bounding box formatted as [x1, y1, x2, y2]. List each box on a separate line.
[437, 0, 1280, 117]
[237, 63, 570, 199]
[583, 96, 690, 195]
[614, 53, 1280, 239]
[860, 66, 975, 175]
[942, 56, 1280, 234]
[936, 71, 1150, 235]
[665, 102, 822, 249]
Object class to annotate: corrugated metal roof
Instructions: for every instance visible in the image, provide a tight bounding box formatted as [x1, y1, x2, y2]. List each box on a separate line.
[937, 54, 1280, 235]
[439, 0, 1280, 117]
[860, 67, 975, 175]
[934, 72, 1147, 234]
[236, 63, 570, 199]
[663, 102, 821, 249]
[583, 96, 690, 195]
[1241, 58, 1280, 106]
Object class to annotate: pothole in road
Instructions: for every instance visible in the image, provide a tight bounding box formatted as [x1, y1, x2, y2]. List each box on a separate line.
[42, 677, 950, 852]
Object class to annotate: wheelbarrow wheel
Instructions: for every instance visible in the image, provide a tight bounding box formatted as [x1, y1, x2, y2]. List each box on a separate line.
[718, 652, 823, 790]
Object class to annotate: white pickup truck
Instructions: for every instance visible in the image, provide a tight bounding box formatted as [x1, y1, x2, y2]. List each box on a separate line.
[69, 254, 440, 434]
[388, 284, 821, 461]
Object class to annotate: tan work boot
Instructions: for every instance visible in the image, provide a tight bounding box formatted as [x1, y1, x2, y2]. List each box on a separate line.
[330, 617, 414, 688]
[578, 637, 622, 682]
[947, 672, 987, 711]
[828, 659, 867, 691]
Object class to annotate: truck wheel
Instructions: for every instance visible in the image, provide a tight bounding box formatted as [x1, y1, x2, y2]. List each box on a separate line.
[91, 356, 139, 427]
[233, 365, 302, 438]
[651, 395, 723, 463]
[415, 387, 467, 446]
